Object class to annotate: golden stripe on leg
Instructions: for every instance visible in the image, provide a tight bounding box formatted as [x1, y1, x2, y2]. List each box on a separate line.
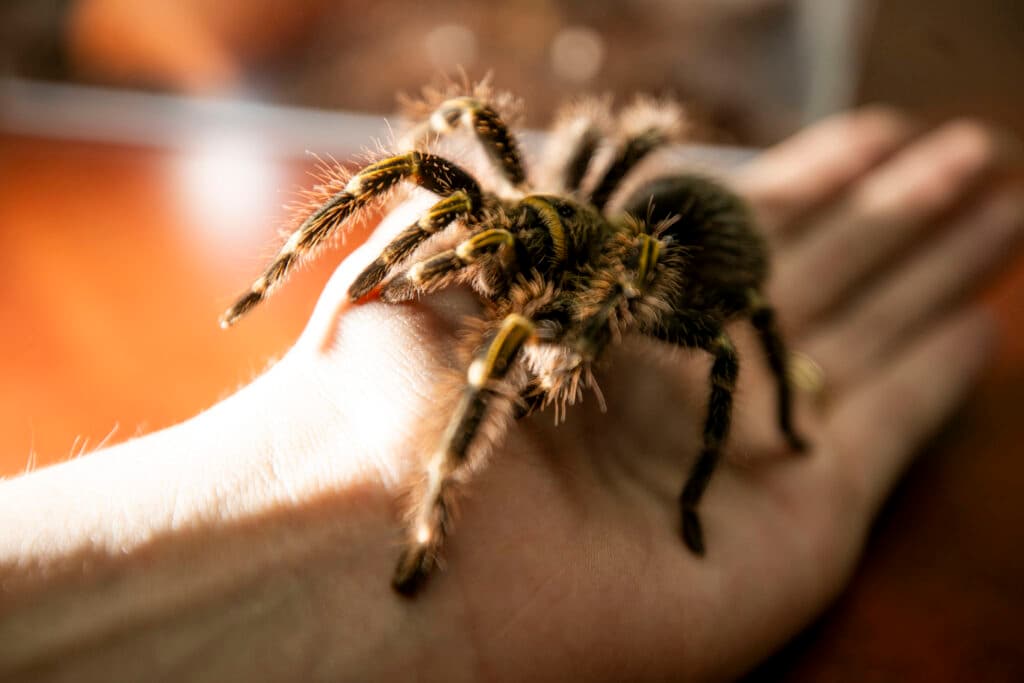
[348, 190, 477, 300]
[380, 229, 518, 302]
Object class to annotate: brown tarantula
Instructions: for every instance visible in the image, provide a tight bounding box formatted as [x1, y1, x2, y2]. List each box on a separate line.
[221, 85, 806, 596]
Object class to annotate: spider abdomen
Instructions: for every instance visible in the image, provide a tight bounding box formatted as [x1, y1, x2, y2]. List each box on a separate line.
[623, 175, 768, 316]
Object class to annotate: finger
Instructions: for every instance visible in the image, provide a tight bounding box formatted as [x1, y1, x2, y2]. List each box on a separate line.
[772, 120, 1019, 333]
[826, 307, 995, 517]
[298, 193, 464, 353]
[732, 107, 915, 235]
[802, 186, 1024, 392]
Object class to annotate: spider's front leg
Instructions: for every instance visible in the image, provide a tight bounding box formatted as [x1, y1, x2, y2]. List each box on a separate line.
[221, 151, 481, 325]
[393, 313, 536, 595]
[654, 314, 738, 555]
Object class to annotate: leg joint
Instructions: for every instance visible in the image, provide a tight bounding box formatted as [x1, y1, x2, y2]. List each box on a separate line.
[455, 229, 516, 262]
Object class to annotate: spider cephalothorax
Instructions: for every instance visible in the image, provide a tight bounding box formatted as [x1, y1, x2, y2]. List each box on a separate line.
[221, 83, 806, 596]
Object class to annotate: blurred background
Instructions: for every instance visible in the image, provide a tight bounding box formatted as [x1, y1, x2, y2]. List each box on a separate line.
[1, 1, 1023, 678]
[5, 0, 1024, 142]
[3, 0, 1023, 468]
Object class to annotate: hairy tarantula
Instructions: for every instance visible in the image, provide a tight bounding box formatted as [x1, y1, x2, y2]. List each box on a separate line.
[221, 85, 805, 596]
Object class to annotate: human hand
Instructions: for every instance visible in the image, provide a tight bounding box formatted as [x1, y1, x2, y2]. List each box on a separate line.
[257, 108, 1019, 681]
[5, 109, 1019, 682]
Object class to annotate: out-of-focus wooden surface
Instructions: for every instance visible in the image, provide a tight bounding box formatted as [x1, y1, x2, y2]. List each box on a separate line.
[0, 133, 362, 468]
[1, 129, 1022, 681]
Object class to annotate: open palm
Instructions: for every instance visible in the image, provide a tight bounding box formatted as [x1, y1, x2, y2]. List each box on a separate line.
[264, 108, 1019, 682]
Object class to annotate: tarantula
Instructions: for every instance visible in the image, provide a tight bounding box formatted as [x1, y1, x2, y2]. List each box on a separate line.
[221, 84, 805, 596]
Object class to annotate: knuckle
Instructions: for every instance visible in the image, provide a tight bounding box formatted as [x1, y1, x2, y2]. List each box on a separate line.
[938, 118, 1000, 170]
[854, 105, 913, 140]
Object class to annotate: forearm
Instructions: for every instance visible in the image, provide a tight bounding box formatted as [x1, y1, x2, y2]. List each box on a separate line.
[0, 359, 465, 682]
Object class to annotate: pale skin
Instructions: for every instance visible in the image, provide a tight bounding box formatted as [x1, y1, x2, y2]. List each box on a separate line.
[2, 109, 1021, 682]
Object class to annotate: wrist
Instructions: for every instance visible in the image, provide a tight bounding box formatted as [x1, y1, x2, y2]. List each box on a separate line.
[0, 356, 470, 681]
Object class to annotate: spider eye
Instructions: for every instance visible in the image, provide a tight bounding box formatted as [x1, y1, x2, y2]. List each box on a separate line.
[555, 202, 575, 219]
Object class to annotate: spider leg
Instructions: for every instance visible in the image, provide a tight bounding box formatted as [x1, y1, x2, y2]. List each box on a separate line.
[379, 228, 520, 302]
[221, 151, 481, 326]
[588, 98, 687, 211]
[747, 292, 807, 451]
[348, 190, 479, 300]
[393, 313, 535, 595]
[405, 96, 527, 189]
[655, 314, 737, 555]
[537, 98, 611, 195]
